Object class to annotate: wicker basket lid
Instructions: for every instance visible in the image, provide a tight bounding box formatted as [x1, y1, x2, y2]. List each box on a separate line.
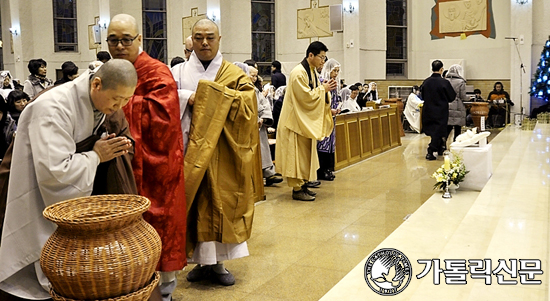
[42, 195, 151, 232]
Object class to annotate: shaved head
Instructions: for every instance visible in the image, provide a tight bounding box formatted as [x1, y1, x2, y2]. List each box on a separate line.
[89, 59, 137, 114]
[184, 35, 193, 60]
[109, 14, 139, 34]
[192, 19, 219, 35]
[107, 14, 142, 63]
[92, 59, 138, 91]
[192, 18, 221, 61]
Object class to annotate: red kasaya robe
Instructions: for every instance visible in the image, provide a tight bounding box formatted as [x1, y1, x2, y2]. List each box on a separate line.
[123, 52, 187, 271]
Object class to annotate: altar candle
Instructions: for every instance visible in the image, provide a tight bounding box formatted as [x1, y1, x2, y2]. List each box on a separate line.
[444, 155, 451, 171]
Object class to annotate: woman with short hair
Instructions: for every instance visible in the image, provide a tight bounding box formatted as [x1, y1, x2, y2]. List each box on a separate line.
[23, 58, 53, 99]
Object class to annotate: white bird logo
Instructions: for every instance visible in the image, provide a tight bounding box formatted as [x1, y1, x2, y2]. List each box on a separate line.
[370, 254, 407, 289]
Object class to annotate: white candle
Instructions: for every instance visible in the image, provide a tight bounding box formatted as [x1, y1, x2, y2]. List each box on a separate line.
[444, 155, 451, 171]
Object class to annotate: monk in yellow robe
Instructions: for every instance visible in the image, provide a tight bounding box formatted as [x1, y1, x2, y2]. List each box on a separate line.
[275, 41, 336, 201]
[181, 19, 263, 287]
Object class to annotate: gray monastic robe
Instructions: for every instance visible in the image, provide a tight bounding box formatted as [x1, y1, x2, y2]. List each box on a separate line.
[0, 71, 102, 299]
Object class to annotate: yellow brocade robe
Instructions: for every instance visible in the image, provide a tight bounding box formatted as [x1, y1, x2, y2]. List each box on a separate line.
[184, 60, 263, 258]
[275, 62, 333, 181]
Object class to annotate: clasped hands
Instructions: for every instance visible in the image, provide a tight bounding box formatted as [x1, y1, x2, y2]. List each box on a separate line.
[93, 133, 132, 163]
[322, 79, 337, 92]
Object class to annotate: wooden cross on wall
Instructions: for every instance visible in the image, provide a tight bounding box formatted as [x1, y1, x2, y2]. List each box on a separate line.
[182, 8, 207, 43]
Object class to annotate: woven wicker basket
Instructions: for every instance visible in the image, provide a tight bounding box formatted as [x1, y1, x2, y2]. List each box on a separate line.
[50, 272, 160, 301]
[40, 195, 162, 300]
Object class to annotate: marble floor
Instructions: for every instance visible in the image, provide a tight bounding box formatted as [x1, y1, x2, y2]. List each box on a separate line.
[322, 124, 550, 300]
[172, 132, 455, 300]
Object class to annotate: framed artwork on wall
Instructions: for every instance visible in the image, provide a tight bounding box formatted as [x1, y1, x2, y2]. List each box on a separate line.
[430, 0, 495, 39]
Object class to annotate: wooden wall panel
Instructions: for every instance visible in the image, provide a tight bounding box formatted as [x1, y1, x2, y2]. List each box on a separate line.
[360, 116, 372, 156]
[346, 118, 361, 163]
[334, 107, 401, 170]
[335, 121, 348, 169]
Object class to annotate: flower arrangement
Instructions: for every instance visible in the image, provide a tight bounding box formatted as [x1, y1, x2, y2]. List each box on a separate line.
[432, 152, 469, 190]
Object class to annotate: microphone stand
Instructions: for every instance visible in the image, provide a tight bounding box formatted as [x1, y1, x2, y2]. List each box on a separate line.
[509, 37, 526, 124]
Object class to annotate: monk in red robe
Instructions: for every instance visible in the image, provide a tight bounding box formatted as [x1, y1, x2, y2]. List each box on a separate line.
[108, 14, 186, 300]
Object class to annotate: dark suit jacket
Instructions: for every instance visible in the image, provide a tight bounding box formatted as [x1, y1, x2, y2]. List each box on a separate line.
[420, 73, 457, 137]
[271, 70, 286, 89]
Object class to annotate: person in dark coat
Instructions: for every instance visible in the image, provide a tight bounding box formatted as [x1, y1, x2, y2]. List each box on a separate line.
[421, 60, 457, 160]
[54, 61, 79, 85]
[271, 60, 286, 89]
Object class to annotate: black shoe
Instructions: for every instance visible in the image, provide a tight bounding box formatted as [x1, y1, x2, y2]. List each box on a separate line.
[305, 180, 321, 188]
[211, 269, 236, 286]
[292, 189, 316, 201]
[301, 185, 317, 196]
[426, 153, 436, 161]
[265, 175, 283, 186]
[318, 170, 334, 181]
[187, 265, 211, 282]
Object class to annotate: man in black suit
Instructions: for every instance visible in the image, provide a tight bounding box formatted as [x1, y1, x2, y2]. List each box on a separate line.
[271, 60, 286, 89]
[421, 60, 457, 160]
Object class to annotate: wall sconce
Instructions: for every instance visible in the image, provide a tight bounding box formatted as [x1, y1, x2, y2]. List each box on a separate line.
[343, 2, 355, 13]
[516, 0, 528, 4]
[9, 28, 18, 36]
[99, 20, 108, 29]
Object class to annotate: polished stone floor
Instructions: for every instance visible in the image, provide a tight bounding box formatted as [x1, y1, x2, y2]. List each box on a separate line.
[323, 124, 550, 300]
[172, 132, 449, 300]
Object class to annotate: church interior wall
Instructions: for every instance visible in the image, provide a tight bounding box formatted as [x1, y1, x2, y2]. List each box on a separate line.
[166, 0, 190, 64]
[0, 0, 547, 111]
[408, 1, 511, 81]
[275, 0, 344, 75]
[219, 0, 252, 64]
[357, 0, 386, 82]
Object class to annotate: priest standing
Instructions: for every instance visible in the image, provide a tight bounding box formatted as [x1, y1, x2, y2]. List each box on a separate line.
[275, 41, 335, 201]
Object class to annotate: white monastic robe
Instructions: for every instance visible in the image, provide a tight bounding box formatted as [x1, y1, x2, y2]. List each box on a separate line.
[171, 51, 248, 265]
[0, 71, 102, 299]
[404, 92, 424, 133]
[340, 95, 361, 113]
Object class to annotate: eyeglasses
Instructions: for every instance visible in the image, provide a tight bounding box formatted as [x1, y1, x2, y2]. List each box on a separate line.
[316, 54, 327, 61]
[106, 34, 139, 47]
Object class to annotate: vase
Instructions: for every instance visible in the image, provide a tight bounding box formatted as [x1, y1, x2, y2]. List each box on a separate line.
[470, 103, 490, 132]
[449, 183, 460, 191]
[40, 195, 162, 300]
